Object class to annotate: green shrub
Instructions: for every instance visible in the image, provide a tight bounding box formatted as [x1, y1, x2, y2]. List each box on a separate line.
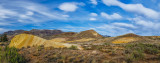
[125, 50, 144, 63]
[37, 45, 44, 51]
[0, 47, 2, 61]
[4, 47, 26, 63]
[69, 45, 78, 50]
[104, 43, 111, 46]
[125, 43, 160, 62]
[125, 43, 160, 54]
[0, 47, 2, 51]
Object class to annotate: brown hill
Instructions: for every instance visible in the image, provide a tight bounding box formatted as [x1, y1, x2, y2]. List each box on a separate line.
[111, 33, 147, 44]
[76, 30, 103, 38]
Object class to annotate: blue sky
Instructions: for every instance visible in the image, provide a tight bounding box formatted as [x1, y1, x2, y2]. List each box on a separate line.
[0, 0, 160, 36]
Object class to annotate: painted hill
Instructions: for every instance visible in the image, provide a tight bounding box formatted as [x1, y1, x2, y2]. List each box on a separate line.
[9, 34, 82, 49]
[111, 33, 146, 44]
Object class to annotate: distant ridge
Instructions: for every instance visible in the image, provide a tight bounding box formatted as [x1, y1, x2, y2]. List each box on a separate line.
[52, 32, 77, 38]
[50, 29, 103, 42]
[4, 29, 103, 41]
[3, 29, 64, 40]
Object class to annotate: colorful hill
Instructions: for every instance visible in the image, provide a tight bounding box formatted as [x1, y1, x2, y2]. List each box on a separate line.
[9, 34, 82, 49]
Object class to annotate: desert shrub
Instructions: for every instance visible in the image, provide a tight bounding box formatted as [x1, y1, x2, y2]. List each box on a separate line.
[104, 42, 111, 46]
[125, 43, 160, 54]
[37, 45, 44, 51]
[145, 47, 159, 54]
[69, 45, 78, 50]
[92, 45, 103, 50]
[125, 50, 144, 63]
[0, 47, 2, 51]
[125, 43, 160, 62]
[4, 46, 26, 63]
[110, 50, 116, 56]
[0, 47, 2, 61]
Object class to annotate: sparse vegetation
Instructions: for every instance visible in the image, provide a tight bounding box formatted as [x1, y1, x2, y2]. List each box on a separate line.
[0, 46, 26, 63]
[37, 45, 44, 51]
[124, 43, 160, 62]
[69, 45, 78, 50]
[104, 42, 111, 46]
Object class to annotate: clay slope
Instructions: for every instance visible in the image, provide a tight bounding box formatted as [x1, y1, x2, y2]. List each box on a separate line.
[111, 33, 147, 44]
[9, 34, 82, 49]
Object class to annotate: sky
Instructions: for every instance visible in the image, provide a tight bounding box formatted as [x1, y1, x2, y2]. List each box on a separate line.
[0, 0, 160, 36]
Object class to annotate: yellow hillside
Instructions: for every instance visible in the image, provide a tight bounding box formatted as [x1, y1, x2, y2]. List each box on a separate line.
[9, 34, 82, 49]
[112, 37, 139, 44]
[111, 33, 144, 44]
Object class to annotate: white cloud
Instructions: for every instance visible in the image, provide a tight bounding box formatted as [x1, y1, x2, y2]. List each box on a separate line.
[102, 0, 159, 19]
[25, 5, 62, 19]
[58, 2, 78, 12]
[0, 22, 11, 26]
[89, 18, 97, 21]
[90, 13, 98, 16]
[130, 17, 160, 29]
[101, 12, 122, 20]
[62, 15, 70, 18]
[0, 1, 69, 24]
[112, 23, 136, 28]
[0, 28, 8, 33]
[90, 0, 97, 5]
[96, 24, 134, 36]
[26, 11, 34, 16]
[0, 6, 17, 18]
